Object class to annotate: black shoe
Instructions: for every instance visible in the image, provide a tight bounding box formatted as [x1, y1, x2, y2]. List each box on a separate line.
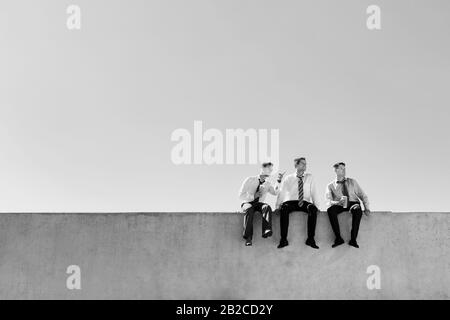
[262, 230, 273, 238]
[277, 239, 289, 249]
[332, 237, 345, 248]
[348, 239, 359, 248]
[305, 238, 319, 249]
[245, 239, 252, 246]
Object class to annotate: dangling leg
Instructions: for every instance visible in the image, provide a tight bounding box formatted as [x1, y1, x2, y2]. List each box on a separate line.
[305, 203, 319, 249]
[261, 203, 273, 238]
[242, 203, 255, 246]
[349, 203, 363, 248]
[278, 202, 292, 248]
[327, 205, 345, 248]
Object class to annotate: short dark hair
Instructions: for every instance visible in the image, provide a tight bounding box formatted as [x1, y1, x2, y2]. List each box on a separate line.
[333, 162, 346, 169]
[261, 162, 273, 168]
[294, 157, 306, 166]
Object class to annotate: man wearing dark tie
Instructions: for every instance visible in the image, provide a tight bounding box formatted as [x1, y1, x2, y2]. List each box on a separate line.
[275, 157, 320, 249]
[238, 162, 283, 246]
[326, 162, 371, 248]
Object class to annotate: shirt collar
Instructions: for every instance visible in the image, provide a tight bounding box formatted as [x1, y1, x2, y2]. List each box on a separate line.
[295, 171, 306, 178]
[335, 177, 347, 184]
[256, 175, 266, 183]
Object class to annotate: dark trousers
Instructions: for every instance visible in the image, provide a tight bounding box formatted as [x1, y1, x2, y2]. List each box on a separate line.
[279, 200, 318, 241]
[327, 201, 363, 241]
[242, 201, 272, 240]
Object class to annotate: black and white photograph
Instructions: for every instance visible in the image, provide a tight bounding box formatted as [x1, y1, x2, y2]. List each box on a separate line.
[0, 0, 448, 315]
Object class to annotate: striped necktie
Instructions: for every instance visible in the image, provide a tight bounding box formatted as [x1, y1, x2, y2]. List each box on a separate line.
[297, 174, 304, 207]
[337, 179, 350, 208]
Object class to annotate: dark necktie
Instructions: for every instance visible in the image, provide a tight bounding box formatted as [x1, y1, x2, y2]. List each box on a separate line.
[297, 175, 304, 207]
[254, 179, 264, 203]
[337, 179, 349, 208]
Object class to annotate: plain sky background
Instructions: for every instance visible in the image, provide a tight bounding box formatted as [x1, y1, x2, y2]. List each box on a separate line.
[1, 0, 449, 213]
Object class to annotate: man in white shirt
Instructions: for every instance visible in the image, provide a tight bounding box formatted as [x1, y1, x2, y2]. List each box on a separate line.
[238, 162, 283, 246]
[325, 162, 371, 248]
[275, 157, 320, 249]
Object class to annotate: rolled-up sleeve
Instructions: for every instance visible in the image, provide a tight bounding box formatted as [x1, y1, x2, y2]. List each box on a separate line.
[354, 180, 370, 210]
[310, 177, 320, 210]
[268, 181, 281, 196]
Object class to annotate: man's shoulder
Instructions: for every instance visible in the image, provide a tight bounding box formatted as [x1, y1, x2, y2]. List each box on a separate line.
[326, 180, 336, 188]
[285, 173, 296, 179]
[243, 176, 258, 182]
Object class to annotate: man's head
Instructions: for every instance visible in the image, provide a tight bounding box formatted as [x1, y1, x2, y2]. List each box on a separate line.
[294, 157, 307, 174]
[333, 162, 346, 179]
[259, 162, 274, 180]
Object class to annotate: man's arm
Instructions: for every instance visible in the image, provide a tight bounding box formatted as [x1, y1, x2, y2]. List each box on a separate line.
[310, 176, 320, 210]
[268, 172, 285, 196]
[267, 181, 280, 196]
[275, 177, 287, 209]
[353, 179, 370, 212]
[325, 184, 340, 207]
[238, 177, 253, 202]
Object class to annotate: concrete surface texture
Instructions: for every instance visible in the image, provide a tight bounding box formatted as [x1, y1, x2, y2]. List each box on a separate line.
[0, 212, 448, 299]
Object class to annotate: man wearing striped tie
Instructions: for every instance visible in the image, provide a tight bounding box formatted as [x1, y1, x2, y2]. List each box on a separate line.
[325, 162, 370, 248]
[275, 157, 320, 249]
[238, 162, 284, 246]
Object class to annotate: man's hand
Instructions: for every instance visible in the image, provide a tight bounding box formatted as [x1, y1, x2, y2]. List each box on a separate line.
[364, 209, 371, 217]
[277, 171, 286, 182]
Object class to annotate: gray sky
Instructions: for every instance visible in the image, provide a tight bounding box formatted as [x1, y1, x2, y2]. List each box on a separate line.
[1, 0, 449, 212]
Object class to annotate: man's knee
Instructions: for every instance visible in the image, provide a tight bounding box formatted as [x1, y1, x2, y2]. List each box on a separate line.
[307, 204, 318, 215]
[327, 206, 338, 216]
[280, 203, 289, 215]
[241, 203, 253, 212]
[350, 204, 362, 216]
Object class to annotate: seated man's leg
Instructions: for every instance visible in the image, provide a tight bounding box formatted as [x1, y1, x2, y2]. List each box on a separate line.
[306, 202, 318, 239]
[278, 201, 297, 248]
[242, 203, 255, 241]
[259, 203, 273, 238]
[349, 202, 363, 247]
[327, 205, 345, 247]
[299, 202, 319, 249]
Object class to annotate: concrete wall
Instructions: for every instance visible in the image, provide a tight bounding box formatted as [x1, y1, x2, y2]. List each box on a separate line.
[0, 212, 448, 299]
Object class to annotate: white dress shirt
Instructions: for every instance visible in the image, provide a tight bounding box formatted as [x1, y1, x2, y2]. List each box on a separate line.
[275, 172, 320, 209]
[325, 178, 370, 210]
[238, 176, 280, 204]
